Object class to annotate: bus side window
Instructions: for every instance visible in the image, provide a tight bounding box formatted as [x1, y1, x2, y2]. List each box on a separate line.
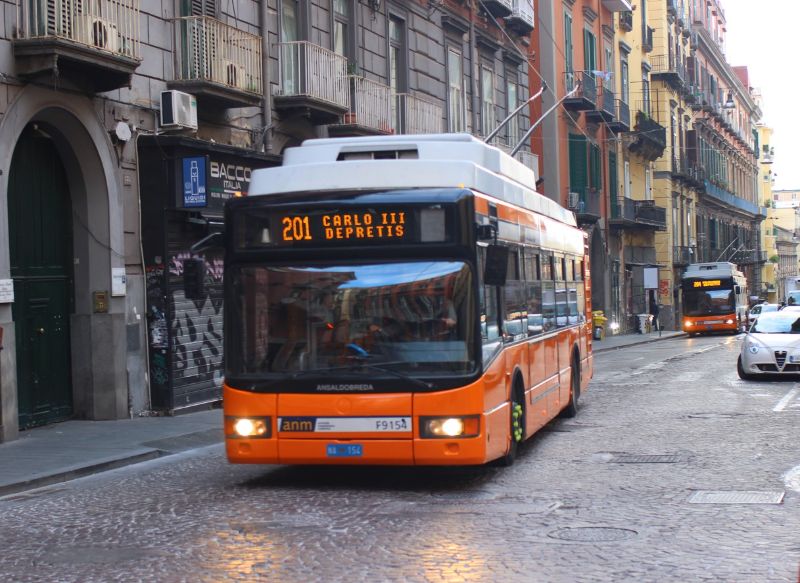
[525, 251, 542, 337]
[541, 253, 555, 331]
[503, 247, 525, 342]
[478, 246, 501, 363]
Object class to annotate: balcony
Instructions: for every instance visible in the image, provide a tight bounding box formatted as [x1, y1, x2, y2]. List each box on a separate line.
[610, 198, 667, 230]
[563, 71, 596, 111]
[506, 0, 534, 34]
[481, 0, 512, 17]
[169, 17, 262, 109]
[606, 99, 630, 133]
[619, 11, 633, 32]
[568, 186, 602, 224]
[649, 54, 686, 90]
[628, 110, 666, 162]
[602, 0, 633, 11]
[13, 0, 141, 92]
[274, 41, 349, 124]
[329, 76, 393, 137]
[394, 93, 444, 135]
[585, 86, 616, 124]
[673, 246, 695, 266]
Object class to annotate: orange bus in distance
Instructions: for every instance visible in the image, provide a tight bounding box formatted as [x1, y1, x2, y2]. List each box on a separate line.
[220, 134, 593, 466]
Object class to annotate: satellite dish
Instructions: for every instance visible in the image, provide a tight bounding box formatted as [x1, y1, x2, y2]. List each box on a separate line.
[114, 121, 132, 142]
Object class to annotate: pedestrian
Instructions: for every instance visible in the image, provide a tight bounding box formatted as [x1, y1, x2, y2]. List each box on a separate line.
[649, 295, 660, 332]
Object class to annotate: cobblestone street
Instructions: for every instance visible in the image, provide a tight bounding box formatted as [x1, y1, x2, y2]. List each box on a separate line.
[2, 335, 799, 582]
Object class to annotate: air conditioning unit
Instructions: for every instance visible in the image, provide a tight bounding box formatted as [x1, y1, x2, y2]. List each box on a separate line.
[160, 90, 198, 131]
[567, 191, 580, 210]
[79, 15, 119, 52]
[222, 60, 247, 90]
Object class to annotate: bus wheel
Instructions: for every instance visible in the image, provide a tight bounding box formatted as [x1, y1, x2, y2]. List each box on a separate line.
[497, 385, 525, 467]
[561, 356, 580, 418]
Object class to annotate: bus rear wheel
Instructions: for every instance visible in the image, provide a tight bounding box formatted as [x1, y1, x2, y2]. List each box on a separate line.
[496, 385, 525, 467]
[561, 356, 580, 418]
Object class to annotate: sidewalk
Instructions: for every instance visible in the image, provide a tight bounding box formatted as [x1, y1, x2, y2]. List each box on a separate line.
[0, 330, 685, 497]
[593, 329, 686, 353]
[0, 408, 222, 497]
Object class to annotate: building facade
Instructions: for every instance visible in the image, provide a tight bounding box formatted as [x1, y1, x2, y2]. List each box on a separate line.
[0, 0, 538, 441]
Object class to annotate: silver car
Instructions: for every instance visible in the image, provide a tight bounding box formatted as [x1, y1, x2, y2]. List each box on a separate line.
[738, 311, 800, 379]
[748, 303, 779, 326]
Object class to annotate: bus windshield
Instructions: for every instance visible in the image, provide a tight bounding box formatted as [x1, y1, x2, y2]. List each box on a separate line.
[683, 286, 734, 316]
[226, 261, 476, 380]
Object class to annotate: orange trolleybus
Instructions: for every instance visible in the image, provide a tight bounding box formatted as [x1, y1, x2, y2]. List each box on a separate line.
[222, 134, 593, 466]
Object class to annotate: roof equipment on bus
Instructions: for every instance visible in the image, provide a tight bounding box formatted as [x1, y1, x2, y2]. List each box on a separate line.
[248, 133, 576, 227]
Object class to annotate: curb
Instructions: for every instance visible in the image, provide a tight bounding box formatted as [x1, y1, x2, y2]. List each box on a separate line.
[593, 333, 688, 354]
[0, 450, 161, 498]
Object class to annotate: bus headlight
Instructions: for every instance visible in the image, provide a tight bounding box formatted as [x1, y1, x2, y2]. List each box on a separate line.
[420, 416, 480, 438]
[684, 320, 693, 328]
[227, 416, 271, 438]
[725, 319, 734, 325]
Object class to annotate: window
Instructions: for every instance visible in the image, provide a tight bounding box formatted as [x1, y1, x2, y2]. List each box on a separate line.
[333, 0, 351, 58]
[584, 30, 596, 73]
[564, 13, 574, 89]
[506, 73, 519, 147]
[503, 248, 526, 342]
[524, 250, 542, 337]
[389, 16, 406, 94]
[481, 66, 495, 138]
[448, 48, 466, 133]
[184, 0, 216, 17]
[620, 58, 629, 103]
[281, 0, 299, 42]
[642, 73, 651, 116]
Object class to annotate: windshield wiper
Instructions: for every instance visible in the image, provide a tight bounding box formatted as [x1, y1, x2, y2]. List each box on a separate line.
[339, 358, 434, 390]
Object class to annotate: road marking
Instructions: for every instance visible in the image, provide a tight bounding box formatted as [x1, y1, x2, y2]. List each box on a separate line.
[773, 387, 800, 412]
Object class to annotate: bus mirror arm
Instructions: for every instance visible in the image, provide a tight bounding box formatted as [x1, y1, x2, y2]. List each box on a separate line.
[190, 231, 224, 253]
[476, 223, 497, 241]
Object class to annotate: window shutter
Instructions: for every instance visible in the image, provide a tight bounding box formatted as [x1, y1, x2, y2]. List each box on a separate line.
[568, 134, 587, 191]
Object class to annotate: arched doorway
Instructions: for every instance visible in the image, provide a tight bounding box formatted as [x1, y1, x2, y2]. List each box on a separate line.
[8, 125, 74, 429]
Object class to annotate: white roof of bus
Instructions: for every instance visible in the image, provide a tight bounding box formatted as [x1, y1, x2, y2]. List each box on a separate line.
[247, 133, 577, 227]
[683, 262, 744, 279]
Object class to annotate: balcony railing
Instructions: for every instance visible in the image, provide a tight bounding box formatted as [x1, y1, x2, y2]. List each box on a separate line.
[173, 16, 261, 95]
[337, 76, 393, 133]
[564, 71, 597, 111]
[568, 186, 602, 223]
[619, 10, 633, 31]
[274, 41, 349, 109]
[394, 93, 443, 134]
[611, 198, 666, 229]
[649, 53, 686, 88]
[607, 99, 630, 133]
[16, 0, 141, 59]
[506, 0, 534, 33]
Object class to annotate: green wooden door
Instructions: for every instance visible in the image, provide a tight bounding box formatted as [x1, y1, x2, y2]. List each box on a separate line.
[9, 126, 74, 429]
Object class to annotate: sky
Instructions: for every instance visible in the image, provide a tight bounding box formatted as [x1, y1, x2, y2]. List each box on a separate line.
[721, 0, 794, 190]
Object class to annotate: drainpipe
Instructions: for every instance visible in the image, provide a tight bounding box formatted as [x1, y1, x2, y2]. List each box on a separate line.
[260, 0, 272, 153]
[469, 1, 479, 134]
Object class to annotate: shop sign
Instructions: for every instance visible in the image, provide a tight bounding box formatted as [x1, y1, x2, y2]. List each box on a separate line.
[207, 158, 253, 210]
[182, 157, 207, 207]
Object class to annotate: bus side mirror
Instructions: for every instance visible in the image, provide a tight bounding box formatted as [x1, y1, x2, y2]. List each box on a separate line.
[484, 244, 509, 286]
[734, 285, 742, 294]
[184, 258, 206, 300]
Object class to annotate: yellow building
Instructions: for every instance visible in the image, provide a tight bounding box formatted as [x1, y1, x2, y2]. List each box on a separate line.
[608, 5, 668, 332]
[756, 118, 777, 301]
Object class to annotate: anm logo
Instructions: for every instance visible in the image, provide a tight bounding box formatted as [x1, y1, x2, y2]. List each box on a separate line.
[279, 417, 316, 432]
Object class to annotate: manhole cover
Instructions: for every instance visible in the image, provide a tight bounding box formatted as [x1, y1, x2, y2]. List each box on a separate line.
[688, 490, 785, 504]
[612, 454, 686, 463]
[547, 527, 637, 542]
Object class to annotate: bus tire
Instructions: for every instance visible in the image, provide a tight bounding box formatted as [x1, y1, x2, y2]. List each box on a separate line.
[561, 354, 580, 418]
[496, 382, 525, 467]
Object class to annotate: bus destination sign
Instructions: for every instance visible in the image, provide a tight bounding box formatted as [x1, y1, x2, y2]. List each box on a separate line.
[692, 280, 722, 288]
[280, 210, 408, 244]
[236, 206, 432, 249]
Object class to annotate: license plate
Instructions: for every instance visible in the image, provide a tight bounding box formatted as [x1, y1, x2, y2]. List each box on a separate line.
[326, 444, 363, 457]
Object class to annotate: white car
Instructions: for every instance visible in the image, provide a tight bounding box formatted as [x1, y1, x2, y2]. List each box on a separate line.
[748, 303, 780, 326]
[738, 311, 800, 379]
